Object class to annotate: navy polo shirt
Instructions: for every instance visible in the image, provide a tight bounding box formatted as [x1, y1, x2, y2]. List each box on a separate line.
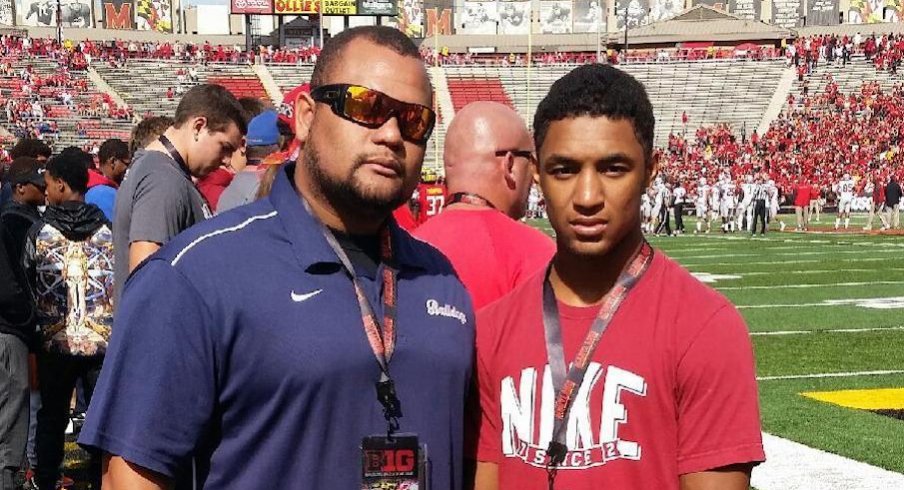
[79, 164, 475, 489]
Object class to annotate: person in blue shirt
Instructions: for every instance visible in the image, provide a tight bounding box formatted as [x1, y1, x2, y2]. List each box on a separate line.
[79, 26, 475, 490]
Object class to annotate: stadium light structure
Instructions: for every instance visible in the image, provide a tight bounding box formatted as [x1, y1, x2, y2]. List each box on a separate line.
[319, 0, 325, 48]
[56, 0, 62, 44]
[614, 1, 629, 56]
[596, 2, 603, 62]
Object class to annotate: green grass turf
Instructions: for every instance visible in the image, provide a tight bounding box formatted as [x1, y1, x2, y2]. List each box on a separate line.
[753, 330, 904, 377]
[758, 373, 904, 473]
[530, 214, 904, 475]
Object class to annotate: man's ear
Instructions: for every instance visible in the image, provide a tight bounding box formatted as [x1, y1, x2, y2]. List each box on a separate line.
[502, 153, 517, 190]
[294, 93, 316, 145]
[644, 152, 660, 190]
[191, 116, 208, 138]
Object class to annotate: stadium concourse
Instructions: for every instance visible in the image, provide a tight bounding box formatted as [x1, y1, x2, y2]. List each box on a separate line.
[0, 19, 903, 490]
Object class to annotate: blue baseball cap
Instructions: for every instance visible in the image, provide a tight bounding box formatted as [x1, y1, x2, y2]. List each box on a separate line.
[246, 110, 280, 147]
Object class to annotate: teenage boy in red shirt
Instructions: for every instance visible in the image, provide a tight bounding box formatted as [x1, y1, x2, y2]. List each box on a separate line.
[470, 65, 764, 490]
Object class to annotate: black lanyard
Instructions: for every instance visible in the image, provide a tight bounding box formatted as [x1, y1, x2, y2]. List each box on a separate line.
[302, 199, 403, 436]
[159, 135, 191, 180]
[542, 241, 654, 489]
[448, 192, 496, 209]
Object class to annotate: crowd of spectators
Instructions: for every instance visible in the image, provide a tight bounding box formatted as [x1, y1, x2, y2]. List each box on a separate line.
[788, 33, 904, 77]
[660, 78, 904, 204]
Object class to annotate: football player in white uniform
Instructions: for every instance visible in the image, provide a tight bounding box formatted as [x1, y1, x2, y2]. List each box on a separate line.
[708, 178, 721, 233]
[834, 172, 855, 230]
[695, 177, 710, 233]
[765, 177, 786, 231]
[641, 187, 654, 233]
[738, 174, 755, 232]
[720, 175, 738, 232]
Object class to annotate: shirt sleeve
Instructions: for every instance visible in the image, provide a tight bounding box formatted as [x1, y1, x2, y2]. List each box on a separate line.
[472, 312, 503, 464]
[676, 305, 765, 475]
[128, 171, 192, 245]
[78, 259, 217, 478]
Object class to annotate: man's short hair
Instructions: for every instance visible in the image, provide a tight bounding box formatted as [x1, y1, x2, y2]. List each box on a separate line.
[174, 84, 248, 135]
[45, 148, 90, 194]
[130, 116, 174, 154]
[10, 138, 52, 160]
[238, 96, 272, 119]
[310, 26, 423, 90]
[533, 64, 655, 163]
[7, 157, 42, 186]
[98, 138, 130, 164]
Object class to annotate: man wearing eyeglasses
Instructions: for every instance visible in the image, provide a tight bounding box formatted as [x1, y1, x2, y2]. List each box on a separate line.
[79, 26, 474, 490]
[414, 101, 555, 310]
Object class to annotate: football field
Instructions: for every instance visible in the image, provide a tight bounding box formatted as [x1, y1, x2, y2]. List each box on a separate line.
[532, 214, 904, 488]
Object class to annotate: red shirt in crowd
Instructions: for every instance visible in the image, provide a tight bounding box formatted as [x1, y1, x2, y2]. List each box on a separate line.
[414, 208, 555, 310]
[392, 204, 418, 232]
[794, 183, 812, 207]
[473, 253, 765, 489]
[196, 168, 234, 213]
[415, 182, 447, 225]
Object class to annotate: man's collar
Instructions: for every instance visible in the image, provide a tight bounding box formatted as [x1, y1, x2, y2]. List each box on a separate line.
[269, 163, 430, 272]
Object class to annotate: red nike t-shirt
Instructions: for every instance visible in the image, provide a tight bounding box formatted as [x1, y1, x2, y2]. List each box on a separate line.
[414, 208, 555, 310]
[473, 252, 765, 489]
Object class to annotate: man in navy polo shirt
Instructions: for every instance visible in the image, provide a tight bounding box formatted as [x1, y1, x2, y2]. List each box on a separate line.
[79, 26, 475, 489]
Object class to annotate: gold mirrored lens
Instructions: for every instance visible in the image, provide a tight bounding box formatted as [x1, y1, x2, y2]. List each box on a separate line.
[342, 85, 433, 142]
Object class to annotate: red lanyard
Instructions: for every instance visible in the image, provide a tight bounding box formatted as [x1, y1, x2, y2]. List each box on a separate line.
[542, 241, 654, 489]
[311, 200, 403, 435]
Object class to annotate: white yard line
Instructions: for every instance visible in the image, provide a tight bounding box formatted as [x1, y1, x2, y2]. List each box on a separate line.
[738, 296, 904, 309]
[751, 326, 904, 336]
[682, 257, 890, 267]
[752, 432, 904, 490]
[676, 249, 901, 260]
[718, 281, 904, 291]
[757, 370, 904, 381]
[739, 267, 904, 276]
[687, 234, 904, 248]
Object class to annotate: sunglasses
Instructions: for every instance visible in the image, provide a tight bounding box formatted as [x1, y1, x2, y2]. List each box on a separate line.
[311, 84, 436, 145]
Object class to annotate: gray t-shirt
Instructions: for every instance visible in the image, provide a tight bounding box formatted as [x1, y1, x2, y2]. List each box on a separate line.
[216, 168, 261, 214]
[113, 149, 210, 306]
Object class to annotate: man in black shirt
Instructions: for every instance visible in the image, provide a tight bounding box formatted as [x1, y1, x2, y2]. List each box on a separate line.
[1, 157, 45, 265]
[0, 219, 33, 490]
[884, 175, 902, 230]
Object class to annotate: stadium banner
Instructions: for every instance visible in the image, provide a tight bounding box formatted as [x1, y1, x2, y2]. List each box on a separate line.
[498, 0, 530, 34]
[846, 0, 895, 23]
[615, 0, 650, 29]
[273, 0, 356, 14]
[648, 0, 683, 22]
[231, 0, 274, 14]
[357, 0, 396, 15]
[20, 0, 56, 26]
[771, 0, 802, 27]
[425, 0, 453, 36]
[60, 0, 92, 27]
[135, 0, 173, 32]
[0, 0, 12, 25]
[573, 0, 605, 33]
[458, 1, 497, 35]
[805, 0, 838, 25]
[104, 0, 134, 28]
[540, 0, 573, 33]
[730, 0, 760, 20]
[692, 0, 728, 11]
[397, 0, 423, 37]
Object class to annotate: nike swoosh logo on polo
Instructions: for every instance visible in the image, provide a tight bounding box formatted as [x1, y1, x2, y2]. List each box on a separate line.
[291, 289, 323, 302]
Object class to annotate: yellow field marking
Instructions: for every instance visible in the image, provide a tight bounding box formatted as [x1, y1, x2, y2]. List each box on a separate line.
[801, 388, 904, 410]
